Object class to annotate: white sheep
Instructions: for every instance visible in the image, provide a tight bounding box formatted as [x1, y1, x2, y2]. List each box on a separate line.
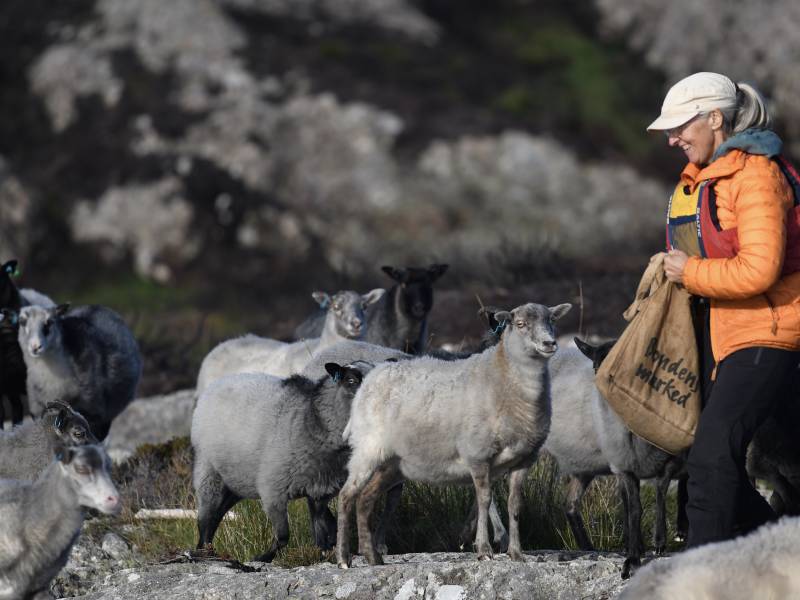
[195, 288, 384, 395]
[619, 516, 800, 599]
[335, 301, 571, 568]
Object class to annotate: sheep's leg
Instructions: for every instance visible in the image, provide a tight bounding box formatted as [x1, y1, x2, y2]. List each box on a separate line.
[254, 497, 290, 562]
[356, 462, 402, 565]
[507, 464, 530, 561]
[459, 492, 509, 552]
[653, 460, 682, 554]
[195, 466, 239, 551]
[307, 496, 337, 550]
[336, 455, 382, 568]
[489, 495, 509, 552]
[9, 391, 24, 426]
[458, 495, 479, 550]
[470, 463, 493, 560]
[618, 472, 643, 580]
[373, 482, 403, 556]
[564, 474, 595, 551]
[675, 474, 689, 543]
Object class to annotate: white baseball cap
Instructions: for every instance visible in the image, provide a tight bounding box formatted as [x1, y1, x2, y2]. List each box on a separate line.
[647, 72, 738, 131]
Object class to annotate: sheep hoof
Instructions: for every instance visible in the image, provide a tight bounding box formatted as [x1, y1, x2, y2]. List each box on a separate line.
[477, 553, 493, 561]
[653, 544, 666, 556]
[366, 553, 384, 566]
[338, 562, 350, 569]
[508, 549, 524, 562]
[621, 557, 641, 580]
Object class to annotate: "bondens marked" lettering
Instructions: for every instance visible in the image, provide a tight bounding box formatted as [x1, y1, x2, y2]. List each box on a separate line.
[633, 337, 699, 407]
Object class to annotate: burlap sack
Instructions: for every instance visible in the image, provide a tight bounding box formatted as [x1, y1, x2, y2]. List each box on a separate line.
[595, 252, 701, 455]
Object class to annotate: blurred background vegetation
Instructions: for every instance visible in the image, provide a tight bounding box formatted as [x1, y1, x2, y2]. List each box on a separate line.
[1, 0, 797, 395]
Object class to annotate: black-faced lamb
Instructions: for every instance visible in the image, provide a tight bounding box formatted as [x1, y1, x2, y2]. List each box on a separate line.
[619, 516, 800, 599]
[16, 303, 143, 440]
[294, 264, 449, 354]
[0, 261, 26, 428]
[0, 401, 98, 481]
[572, 337, 685, 578]
[192, 361, 376, 561]
[195, 288, 384, 395]
[0, 444, 120, 600]
[335, 302, 571, 568]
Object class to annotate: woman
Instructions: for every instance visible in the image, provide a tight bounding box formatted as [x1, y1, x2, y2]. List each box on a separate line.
[648, 72, 800, 547]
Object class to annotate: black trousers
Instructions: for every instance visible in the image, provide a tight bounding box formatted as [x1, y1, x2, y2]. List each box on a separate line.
[686, 300, 800, 548]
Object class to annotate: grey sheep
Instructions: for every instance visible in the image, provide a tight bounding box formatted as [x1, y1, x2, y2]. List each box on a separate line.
[0, 401, 98, 481]
[195, 288, 384, 395]
[192, 361, 376, 561]
[0, 444, 120, 600]
[17, 303, 143, 440]
[336, 302, 571, 568]
[619, 516, 800, 599]
[293, 264, 449, 354]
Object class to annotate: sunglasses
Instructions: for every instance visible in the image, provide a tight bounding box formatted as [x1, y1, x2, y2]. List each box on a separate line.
[663, 114, 703, 138]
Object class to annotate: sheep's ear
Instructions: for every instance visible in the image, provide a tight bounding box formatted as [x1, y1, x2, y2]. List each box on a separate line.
[573, 337, 595, 361]
[549, 303, 572, 321]
[426, 264, 449, 281]
[312, 292, 331, 309]
[2, 259, 18, 277]
[54, 303, 71, 318]
[493, 311, 512, 328]
[362, 288, 385, 306]
[477, 305, 502, 329]
[381, 266, 407, 283]
[324, 362, 344, 382]
[55, 445, 74, 464]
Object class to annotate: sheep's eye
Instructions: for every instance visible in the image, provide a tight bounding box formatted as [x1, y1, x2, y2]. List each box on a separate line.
[74, 465, 91, 475]
[347, 377, 357, 385]
[515, 321, 526, 328]
[74, 430, 85, 438]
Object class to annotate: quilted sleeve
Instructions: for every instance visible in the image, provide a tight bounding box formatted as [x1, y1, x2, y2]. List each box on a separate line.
[682, 159, 791, 299]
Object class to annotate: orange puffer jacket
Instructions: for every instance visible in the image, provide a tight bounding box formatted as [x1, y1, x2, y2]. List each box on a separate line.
[680, 149, 800, 365]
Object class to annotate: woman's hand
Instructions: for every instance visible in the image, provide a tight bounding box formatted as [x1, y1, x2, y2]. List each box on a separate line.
[664, 249, 689, 283]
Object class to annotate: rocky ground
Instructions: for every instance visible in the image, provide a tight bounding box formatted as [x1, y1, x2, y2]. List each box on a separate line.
[57, 542, 636, 599]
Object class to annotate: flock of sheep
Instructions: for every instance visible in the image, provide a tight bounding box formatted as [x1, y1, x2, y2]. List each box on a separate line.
[1, 257, 800, 598]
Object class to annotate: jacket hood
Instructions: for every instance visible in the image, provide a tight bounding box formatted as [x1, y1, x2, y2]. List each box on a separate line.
[711, 128, 783, 162]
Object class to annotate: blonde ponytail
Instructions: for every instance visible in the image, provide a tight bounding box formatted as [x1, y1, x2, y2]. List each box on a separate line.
[731, 82, 772, 132]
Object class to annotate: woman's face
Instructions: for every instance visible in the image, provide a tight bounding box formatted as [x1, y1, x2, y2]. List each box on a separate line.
[665, 111, 725, 166]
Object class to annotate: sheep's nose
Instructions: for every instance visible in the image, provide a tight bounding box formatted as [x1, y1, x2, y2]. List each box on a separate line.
[541, 340, 557, 351]
[351, 318, 362, 329]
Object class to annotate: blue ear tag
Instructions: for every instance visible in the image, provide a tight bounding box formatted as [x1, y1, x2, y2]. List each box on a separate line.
[492, 320, 507, 336]
[55, 452, 63, 461]
[320, 298, 330, 309]
[55, 415, 64, 430]
[10, 313, 18, 326]
[332, 371, 340, 383]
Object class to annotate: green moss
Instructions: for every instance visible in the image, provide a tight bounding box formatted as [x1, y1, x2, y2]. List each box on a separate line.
[64, 275, 193, 314]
